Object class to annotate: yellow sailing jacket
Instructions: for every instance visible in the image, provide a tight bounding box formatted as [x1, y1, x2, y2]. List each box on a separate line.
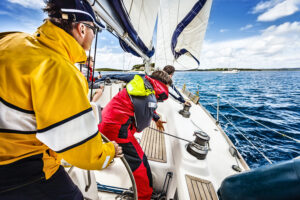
[0, 20, 115, 181]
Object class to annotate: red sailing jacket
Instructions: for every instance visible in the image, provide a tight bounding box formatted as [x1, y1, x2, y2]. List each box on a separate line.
[100, 75, 169, 133]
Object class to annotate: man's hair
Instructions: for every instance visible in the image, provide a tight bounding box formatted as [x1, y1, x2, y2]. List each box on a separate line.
[86, 56, 94, 62]
[163, 65, 175, 75]
[150, 70, 172, 85]
[43, 1, 75, 36]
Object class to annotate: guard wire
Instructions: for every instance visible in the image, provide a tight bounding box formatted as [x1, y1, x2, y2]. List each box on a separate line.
[199, 96, 273, 164]
[200, 92, 300, 143]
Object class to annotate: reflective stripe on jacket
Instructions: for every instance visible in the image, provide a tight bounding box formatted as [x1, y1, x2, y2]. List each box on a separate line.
[0, 20, 115, 186]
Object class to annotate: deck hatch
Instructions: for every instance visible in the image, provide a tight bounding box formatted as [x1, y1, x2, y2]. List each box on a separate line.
[140, 121, 167, 163]
[185, 175, 218, 200]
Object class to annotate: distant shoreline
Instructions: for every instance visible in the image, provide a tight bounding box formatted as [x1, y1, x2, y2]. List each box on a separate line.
[192, 68, 300, 71]
[95, 68, 300, 72]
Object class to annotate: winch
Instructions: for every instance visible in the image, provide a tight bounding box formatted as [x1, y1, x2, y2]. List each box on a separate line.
[186, 142, 209, 160]
[186, 130, 210, 160]
[194, 130, 210, 146]
[179, 103, 191, 118]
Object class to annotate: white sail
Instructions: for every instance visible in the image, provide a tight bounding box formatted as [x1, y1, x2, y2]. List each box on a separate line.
[122, 0, 160, 50]
[88, 0, 160, 59]
[155, 0, 213, 70]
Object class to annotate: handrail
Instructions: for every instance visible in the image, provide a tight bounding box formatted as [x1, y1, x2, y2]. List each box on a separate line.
[221, 97, 300, 143]
[200, 97, 273, 164]
[199, 92, 300, 143]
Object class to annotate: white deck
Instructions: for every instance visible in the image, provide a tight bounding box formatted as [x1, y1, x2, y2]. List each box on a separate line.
[76, 83, 249, 199]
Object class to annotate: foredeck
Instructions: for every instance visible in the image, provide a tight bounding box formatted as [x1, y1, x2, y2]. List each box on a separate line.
[140, 121, 167, 163]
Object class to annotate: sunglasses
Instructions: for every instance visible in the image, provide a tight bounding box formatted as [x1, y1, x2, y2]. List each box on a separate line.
[81, 22, 100, 35]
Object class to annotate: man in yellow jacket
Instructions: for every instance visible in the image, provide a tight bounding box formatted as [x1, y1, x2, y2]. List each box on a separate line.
[0, 0, 122, 199]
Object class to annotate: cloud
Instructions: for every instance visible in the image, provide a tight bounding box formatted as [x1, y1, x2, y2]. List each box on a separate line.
[253, 0, 300, 22]
[95, 46, 143, 69]
[200, 21, 300, 68]
[0, 10, 11, 15]
[252, 0, 282, 14]
[220, 29, 229, 33]
[240, 24, 253, 31]
[8, 0, 45, 9]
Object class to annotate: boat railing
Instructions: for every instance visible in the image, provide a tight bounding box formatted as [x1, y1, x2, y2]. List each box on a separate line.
[209, 94, 300, 143]
[182, 87, 300, 164]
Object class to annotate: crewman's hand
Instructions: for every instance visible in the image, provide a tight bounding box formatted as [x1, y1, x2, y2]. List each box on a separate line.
[92, 86, 104, 102]
[112, 141, 123, 158]
[155, 119, 166, 132]
[184, 101, 191, 106]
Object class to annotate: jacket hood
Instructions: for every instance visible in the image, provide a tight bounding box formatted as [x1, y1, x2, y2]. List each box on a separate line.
[35, 20, 87, 64]
[145, 76, 169, 101]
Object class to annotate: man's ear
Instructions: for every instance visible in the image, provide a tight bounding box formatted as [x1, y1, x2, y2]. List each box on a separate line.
[75, 23, 85, 38]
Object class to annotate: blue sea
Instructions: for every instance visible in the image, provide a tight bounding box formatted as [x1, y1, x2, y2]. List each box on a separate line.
[173, 71, 300, 169]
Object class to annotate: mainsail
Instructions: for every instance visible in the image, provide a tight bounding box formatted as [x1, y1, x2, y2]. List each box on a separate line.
[155, 0, 213, 70]
[88, 0, 159, 59]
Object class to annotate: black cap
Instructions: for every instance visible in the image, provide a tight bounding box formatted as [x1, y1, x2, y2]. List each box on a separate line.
[47, 0, 104, 28]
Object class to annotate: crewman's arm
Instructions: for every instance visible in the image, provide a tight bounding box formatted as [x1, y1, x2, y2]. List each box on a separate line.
[31, 62, 116, 170]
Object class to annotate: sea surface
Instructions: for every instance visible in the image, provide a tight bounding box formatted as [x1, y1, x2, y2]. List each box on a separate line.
[172, 71, 300, 169]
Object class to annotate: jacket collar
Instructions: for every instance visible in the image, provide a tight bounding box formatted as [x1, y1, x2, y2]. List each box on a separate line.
[145, 76, 169, 101]
[34, 20, 86, 64]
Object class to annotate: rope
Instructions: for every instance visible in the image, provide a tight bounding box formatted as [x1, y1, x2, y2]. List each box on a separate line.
[199, 97, 273, 164]
[148, 127, 192, 143]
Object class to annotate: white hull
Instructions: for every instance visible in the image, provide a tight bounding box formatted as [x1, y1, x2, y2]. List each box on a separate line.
[222, 70, 239, 74]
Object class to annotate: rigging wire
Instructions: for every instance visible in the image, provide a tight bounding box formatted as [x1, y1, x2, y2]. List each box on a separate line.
[159, 5, 168, 66]
[90, 30, 99, 101]
[173, 0, 181, 66]
[197, 92, 300, 143]
[122, 52, 125, 72]
[199, 97, 273, 164]
[127, 54, 133, 70]
[137, 0, 144, 33]
[221, 98, 300, 143]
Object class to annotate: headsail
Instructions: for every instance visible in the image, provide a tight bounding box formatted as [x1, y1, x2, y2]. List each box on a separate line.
[155, 0, 213, 70]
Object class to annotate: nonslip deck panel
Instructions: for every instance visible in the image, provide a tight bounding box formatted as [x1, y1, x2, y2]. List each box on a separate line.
[185, 175, 218, 200]
[140, 121, 167, 163]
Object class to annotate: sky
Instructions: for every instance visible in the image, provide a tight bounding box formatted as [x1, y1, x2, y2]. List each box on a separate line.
[0, 0, 300, 69]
